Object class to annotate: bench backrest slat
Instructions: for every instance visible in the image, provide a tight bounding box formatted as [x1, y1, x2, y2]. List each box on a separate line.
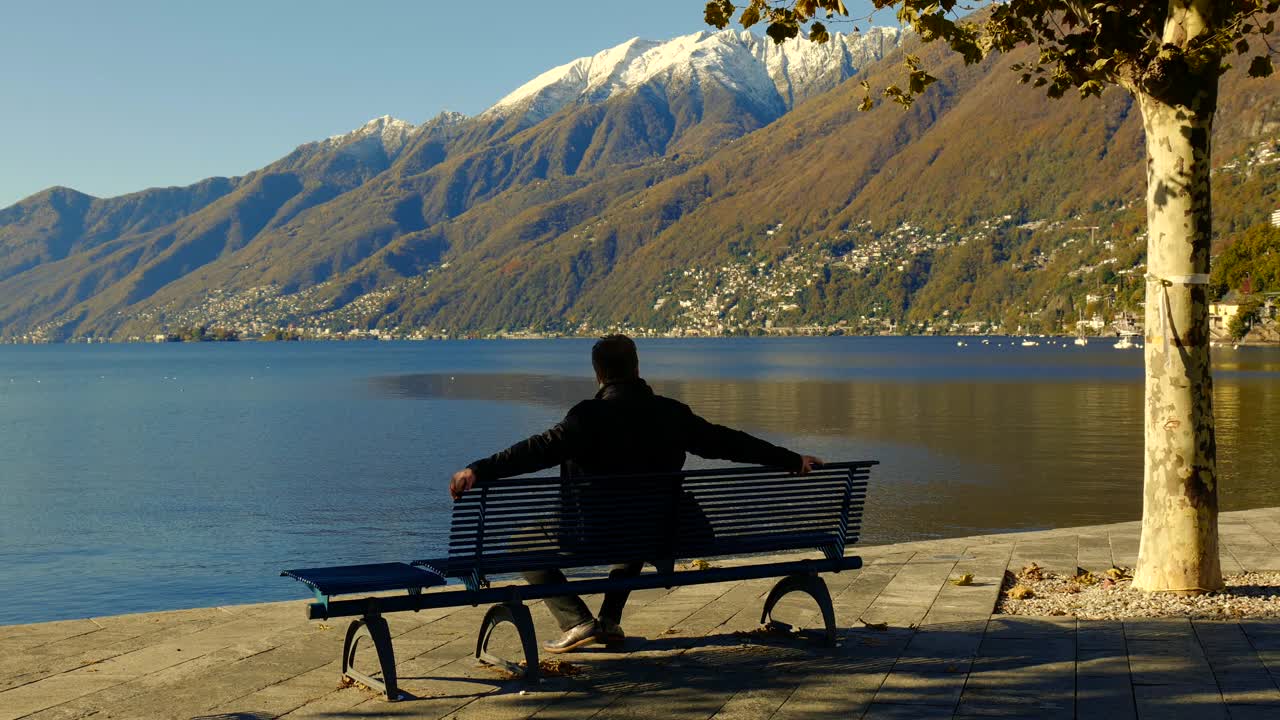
[439, 461, 875, 579]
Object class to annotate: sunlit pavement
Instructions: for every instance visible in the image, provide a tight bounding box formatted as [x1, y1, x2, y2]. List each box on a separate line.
[4, 508, 1280, 719]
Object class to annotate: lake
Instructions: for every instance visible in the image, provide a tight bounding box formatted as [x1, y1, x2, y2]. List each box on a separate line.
[1, 337, 1277, 625]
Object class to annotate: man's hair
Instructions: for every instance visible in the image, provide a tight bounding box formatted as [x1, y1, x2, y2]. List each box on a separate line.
[592, 334, 639, 384]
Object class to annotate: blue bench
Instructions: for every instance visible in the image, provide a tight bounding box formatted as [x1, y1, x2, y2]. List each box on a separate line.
[282, 460, 875, 700]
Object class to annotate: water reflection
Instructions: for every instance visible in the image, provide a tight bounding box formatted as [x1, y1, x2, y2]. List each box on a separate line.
[374, 369, 1280, 542]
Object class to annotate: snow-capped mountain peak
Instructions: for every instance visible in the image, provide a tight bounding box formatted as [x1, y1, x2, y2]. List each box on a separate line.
[324, 115, 420, 154]
[484, 27, 902, 124]
[430, 110, 469, 127]
[487, 37, 662, 124]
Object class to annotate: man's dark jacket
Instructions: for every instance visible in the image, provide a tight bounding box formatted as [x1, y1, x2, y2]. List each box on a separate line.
[467, 378, 802, 480]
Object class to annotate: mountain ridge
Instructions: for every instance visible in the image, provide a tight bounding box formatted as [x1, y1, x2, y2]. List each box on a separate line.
[2, 26, 1277, 342]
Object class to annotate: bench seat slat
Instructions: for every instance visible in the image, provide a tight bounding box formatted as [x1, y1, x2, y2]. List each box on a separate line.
[446, 518, 848, 552]
[448, 490, 863, 521]
[450, 515, 865, 543]
[446, 502, 859, 538]
[449, 532, 841, 559]
[280, 562, 446, 596]
[450, 512, 850, 540]
[449, 505, 858, 535]
[468, 535, 844, 575]
[454, 461, 873, 488]
[458, 530, 839, 563]
[450, 477, 861, 508]
[449, 518, 864, 551]
[448, 472, 867, 506]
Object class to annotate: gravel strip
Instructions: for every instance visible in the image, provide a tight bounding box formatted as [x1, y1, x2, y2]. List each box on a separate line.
[994, 564, 1280, 620]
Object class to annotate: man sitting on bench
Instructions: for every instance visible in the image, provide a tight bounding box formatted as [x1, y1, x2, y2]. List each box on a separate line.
[448, 334, 821, 654]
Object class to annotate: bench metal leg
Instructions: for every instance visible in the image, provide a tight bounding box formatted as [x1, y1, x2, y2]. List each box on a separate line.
[760, 573, 838, 647]
[342, 613, 400, 701]
[475, 601, 541, 683]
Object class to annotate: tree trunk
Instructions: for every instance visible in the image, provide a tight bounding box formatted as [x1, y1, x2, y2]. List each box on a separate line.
[1131, 82, 1223, 594]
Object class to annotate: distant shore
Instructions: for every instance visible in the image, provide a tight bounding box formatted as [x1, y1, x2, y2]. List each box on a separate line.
[10, 330, 1280, 345]
[4, 333, 1278, 346]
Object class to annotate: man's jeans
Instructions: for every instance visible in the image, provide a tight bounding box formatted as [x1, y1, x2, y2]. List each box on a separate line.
[523, 562, 644, 631]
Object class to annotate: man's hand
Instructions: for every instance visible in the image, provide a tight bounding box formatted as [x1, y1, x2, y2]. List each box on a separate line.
[797, 455, 823, 475]
[450, 468, 477, 501]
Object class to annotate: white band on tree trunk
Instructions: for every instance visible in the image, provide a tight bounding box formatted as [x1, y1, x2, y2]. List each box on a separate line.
[1145, 273, 1212, 366]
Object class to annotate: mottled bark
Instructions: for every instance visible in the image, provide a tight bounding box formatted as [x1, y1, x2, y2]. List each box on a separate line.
[1131, 80, 1223, 594]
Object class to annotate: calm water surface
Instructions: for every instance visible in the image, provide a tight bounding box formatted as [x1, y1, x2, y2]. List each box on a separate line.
[1, 338, 1277, 625]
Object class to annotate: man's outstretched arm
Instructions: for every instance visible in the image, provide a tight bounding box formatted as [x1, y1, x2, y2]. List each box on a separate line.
[449, 420, 573, 500]
[683, 408, 821, 473]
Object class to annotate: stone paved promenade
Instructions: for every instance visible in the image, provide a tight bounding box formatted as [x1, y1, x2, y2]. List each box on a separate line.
[6, 508, 1280, 720]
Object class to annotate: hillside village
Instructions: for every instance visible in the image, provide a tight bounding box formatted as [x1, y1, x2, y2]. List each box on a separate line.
[13, 203, 1277, 345]
[13, 186, 1280, 345]
[4, 58, 1276, 346]
[16, 208, 1274, 345]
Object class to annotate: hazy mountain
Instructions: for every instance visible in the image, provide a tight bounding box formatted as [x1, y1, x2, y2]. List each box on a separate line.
[0, 29, 903, 339]
[317, 34, 1277, 337]
[1, 26, 1276, 341]
[485, 29, 901, 125]
[0, 113, 440, 334]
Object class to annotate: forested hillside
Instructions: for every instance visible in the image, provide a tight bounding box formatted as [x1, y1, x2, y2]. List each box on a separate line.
[1, 27, 1277, 341]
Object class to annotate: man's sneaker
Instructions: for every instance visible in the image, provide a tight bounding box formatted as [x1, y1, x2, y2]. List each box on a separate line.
[542, 620, 601, 654]
[599, 618, 625, 647]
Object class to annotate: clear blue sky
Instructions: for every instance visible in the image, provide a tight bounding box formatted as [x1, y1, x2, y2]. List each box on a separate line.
[1, 0, 881, 208]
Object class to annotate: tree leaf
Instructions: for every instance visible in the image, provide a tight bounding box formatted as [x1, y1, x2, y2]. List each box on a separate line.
[1106, 565, 1132, 580]
[1007, 585, 1035, 599]
[740, 3, 760, 29]
[908, 69, 937, 94]
[810, 21, 830, 44]
[703, 0, 734, 29]
[1072, 567, 1098, 585]
[1248, 55, 1274, 78]
[766, 20, 799, 44]
[857, 79, 874, 111]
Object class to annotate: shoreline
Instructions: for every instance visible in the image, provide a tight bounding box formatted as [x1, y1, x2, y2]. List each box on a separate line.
[5, 507, 1279, 718]
[3, 334, 1279, 346]
[4, 508, 1279, 631]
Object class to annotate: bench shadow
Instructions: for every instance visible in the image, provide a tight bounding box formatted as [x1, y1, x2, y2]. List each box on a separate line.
[290, 618, 1280, 719]
[333, 626, 915, 712]
[385, 674, 512, 702]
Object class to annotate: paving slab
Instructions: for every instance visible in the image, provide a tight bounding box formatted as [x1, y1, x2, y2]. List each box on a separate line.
[5, 511, 1280, 719]
[1075, 534, 1114, 575]
[1109, 532, 1141, 570]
